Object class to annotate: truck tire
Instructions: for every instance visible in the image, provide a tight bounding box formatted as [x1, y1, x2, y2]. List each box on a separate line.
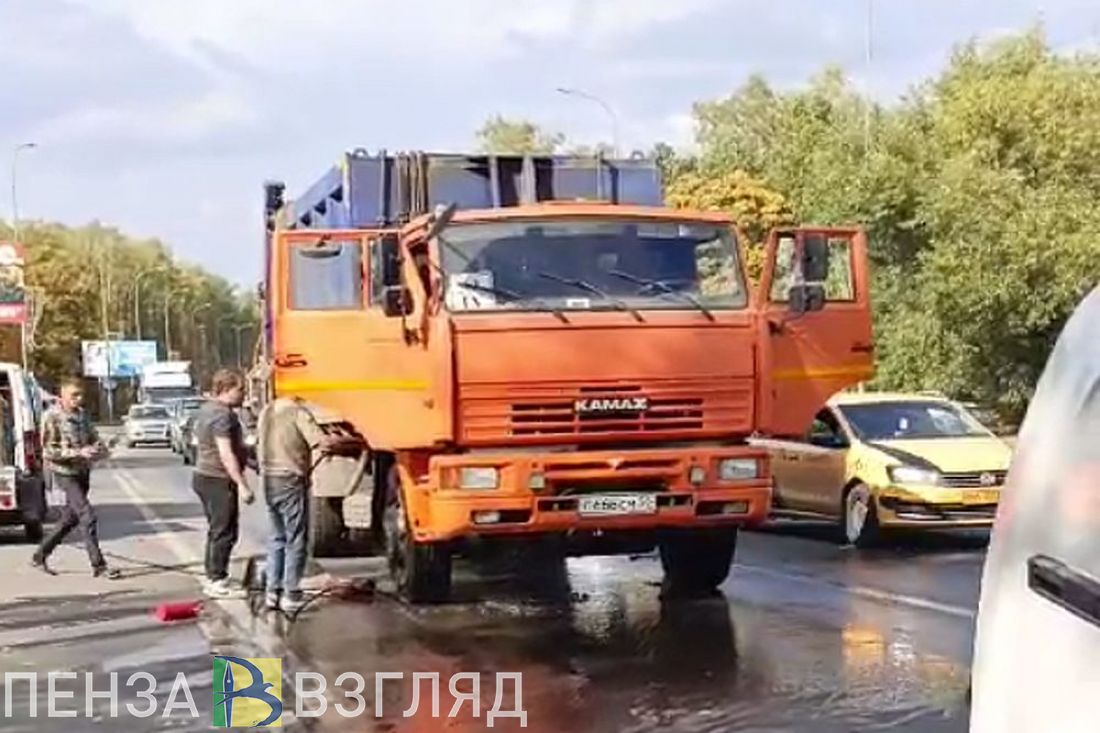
[658, 527, 738, 598]
[23, 520, 43, 543]
[309, 495, 345, 558]
[842, 483, 880, 548]
[382, 465, 451, 603]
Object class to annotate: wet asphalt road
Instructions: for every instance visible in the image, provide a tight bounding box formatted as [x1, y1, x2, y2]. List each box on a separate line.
[1, 449, 984, 732]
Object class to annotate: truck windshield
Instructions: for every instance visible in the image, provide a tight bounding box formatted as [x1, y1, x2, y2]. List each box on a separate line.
[438, 219, 747, 313]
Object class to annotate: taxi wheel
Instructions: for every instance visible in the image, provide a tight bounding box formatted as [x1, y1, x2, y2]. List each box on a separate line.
[382, 465, 452, 603]
[843, 484, 880, 548]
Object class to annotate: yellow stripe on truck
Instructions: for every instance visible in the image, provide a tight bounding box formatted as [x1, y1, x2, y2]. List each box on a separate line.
[275, 379, 429, 392]
[771, 365, 874, 381]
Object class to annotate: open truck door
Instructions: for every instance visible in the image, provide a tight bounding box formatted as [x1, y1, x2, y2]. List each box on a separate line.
[756, 227, 874, 437]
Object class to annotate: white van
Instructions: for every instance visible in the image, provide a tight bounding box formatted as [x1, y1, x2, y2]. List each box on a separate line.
[970, 287, 1100, 733]
[0, 362, 45, 541]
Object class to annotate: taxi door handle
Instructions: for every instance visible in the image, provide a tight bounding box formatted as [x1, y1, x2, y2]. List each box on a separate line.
[274, 353, 308, 368]
[1028, 554, 1100, 629]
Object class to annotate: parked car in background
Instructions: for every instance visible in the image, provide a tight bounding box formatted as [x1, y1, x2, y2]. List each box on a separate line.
[169, 396, 205, 454]
[123, 404, 172, 447]
[754, 392, 1013, 546]
[0, 363, 45, 542]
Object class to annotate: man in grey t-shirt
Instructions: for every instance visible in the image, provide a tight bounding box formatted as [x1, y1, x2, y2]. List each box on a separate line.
[191, 369, 254, 598]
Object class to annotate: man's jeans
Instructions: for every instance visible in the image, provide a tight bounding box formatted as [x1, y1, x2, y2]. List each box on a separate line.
[37, 471, 105, 570]
[264, 474, 309, 600]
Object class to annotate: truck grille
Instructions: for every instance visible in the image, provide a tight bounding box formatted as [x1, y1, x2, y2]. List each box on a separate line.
[940, 471, 1007, 488]
[459, 378, 752, 444]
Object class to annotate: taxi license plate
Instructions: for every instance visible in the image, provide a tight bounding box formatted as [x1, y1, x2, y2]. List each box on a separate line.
[578, 494, 657, 517]
[962, 489, 999, 505]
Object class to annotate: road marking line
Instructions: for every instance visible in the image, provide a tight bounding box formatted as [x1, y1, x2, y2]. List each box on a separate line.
[734, 563, 976, 619]
[107, 461, 333, 720]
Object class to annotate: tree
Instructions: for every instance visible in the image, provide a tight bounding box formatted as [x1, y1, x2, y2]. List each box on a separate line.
[475, 116, 565, 155]
[665, 169, 793, 280]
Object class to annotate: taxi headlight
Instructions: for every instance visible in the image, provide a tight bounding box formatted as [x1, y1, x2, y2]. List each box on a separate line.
[718, 458, 759, 481]
[888, 465, 941, 486]
[458, 467, 499, 490]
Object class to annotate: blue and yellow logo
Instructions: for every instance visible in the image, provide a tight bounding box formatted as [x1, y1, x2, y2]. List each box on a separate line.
[213, 656, 283, 728]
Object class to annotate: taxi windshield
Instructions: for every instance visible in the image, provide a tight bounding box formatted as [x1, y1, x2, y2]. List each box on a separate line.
[437, 219, 747, 313]
[839, 401, 990, 441]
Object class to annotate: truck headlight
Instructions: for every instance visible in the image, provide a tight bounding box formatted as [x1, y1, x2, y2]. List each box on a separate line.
[458, 467, 499, 490]
[718, 458, 758, 481]
[888, 465, 941, 486]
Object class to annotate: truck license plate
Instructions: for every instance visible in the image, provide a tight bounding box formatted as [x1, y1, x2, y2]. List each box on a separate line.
[578, 494, 657, 517]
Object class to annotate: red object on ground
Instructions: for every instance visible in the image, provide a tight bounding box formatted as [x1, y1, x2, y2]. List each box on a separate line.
[154, 601, 203, 622]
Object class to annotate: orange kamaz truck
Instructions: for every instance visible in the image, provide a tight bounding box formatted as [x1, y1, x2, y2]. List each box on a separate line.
[256, 150, 873, 601]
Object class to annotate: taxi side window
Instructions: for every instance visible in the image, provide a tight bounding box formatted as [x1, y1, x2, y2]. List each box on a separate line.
[808, 409, 848, 449]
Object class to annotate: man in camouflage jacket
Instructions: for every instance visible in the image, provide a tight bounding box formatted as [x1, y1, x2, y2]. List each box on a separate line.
[31, 378, 120, 578]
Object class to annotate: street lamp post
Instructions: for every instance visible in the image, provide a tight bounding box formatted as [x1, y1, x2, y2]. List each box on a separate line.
[11, 142, 37, 370]
[555, 87, 621, 157]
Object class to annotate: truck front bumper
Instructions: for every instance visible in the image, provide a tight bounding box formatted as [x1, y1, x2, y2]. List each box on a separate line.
[405, 445, 771, 543]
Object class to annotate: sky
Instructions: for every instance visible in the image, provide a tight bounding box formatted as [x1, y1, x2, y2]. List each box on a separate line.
[1, 0, 1096, 285]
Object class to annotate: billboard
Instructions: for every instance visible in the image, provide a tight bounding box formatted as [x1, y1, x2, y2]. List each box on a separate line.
[0, 242, 26, 325]
[82, 340, 158, 378]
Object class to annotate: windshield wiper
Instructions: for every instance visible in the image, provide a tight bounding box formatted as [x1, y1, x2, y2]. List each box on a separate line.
[536, 271, 643, 322]
[452, 280, 569, 323]
[607, 269, 715, 321]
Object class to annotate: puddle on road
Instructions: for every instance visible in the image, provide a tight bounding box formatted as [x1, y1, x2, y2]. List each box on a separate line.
[271, 553, 971, 732]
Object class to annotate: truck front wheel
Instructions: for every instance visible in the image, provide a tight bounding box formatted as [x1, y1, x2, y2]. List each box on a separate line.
[382, 466, 451, 603]
[658, 527, 738, 598]
[309, 496, 345, 558]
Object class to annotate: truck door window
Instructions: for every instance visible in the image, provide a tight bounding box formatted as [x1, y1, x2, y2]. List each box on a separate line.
[289, 240, 363, 310]
[368, 237, 402, 306]
[770, 235, 855, 302]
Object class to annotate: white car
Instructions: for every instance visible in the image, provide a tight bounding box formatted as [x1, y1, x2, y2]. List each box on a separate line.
[971, 286, 1100, 733]
[123, 404, 173, 447]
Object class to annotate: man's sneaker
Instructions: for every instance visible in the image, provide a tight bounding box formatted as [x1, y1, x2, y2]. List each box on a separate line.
[279, 594, 307, 614]
[203, 578, 247, 599]
[264, 591, 281, 610]
[93, 566, 122, 580]
[30, 555, 56, 576]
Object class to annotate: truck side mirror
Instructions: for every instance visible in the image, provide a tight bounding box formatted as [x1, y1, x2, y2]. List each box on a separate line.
[788, 284, 825, 314]
[379, 234, 402, 288]
[801, 233, 830, 283]
[382, 285, 412, 317]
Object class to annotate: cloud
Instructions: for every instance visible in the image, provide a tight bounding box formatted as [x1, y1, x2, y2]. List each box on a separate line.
[3, 0, 1096, 286]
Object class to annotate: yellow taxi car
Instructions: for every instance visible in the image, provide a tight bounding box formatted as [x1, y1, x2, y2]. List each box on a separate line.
[755, 392, 1014, 546]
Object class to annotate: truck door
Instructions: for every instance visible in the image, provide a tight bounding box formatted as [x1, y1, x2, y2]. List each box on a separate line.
[756, 227, 874, 437]
[272, 231, 444, 447]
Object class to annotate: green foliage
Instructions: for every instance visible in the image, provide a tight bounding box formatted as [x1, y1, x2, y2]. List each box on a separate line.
[689, 28, 1100, 420]
[475, 115, 565, 155]
[0, 220, 256, 391]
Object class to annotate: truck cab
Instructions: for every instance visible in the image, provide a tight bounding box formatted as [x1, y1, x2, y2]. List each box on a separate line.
[260, 151, 873, 601]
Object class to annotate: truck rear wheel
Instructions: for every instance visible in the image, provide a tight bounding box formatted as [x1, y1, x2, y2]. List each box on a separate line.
[658, 527, 738, 598]
[382, 466, 451, 603]
[309, 495, 345, 558]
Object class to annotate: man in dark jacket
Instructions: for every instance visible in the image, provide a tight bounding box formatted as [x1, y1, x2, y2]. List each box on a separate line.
[32, 379, 119, 578]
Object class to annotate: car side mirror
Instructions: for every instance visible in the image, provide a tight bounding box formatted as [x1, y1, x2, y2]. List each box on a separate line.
[382, 285, 412, 317]
[788, 283, 825, 314]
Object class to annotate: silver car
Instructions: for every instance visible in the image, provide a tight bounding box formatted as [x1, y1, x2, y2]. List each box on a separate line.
[123, 404, 172, 447]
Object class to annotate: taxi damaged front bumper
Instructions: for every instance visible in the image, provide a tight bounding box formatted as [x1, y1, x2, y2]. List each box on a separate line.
[407, 446, 772, 542]
[876, 487, 999, 528]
